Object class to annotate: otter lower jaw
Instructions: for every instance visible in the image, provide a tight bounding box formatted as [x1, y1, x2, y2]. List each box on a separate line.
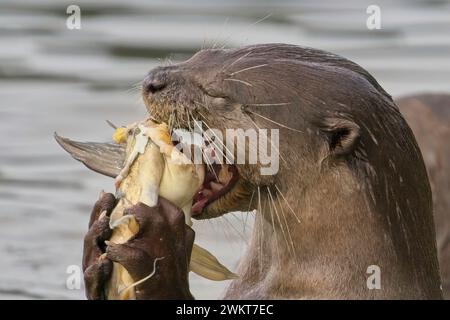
[192, 164, 239, 215]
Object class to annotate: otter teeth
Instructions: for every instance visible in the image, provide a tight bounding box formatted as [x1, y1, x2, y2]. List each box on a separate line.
[210, 181, 224, 192]
[201, 189, 214, 197]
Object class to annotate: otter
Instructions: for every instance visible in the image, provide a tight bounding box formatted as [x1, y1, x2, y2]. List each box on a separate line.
[56, 44, 442, 299]
[397, 93, 450, 299]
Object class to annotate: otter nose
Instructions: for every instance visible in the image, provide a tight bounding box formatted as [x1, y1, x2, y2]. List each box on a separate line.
[142, 72, 167, 95]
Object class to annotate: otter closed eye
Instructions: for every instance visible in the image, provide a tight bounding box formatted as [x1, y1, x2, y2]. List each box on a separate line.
[211, 97, 227, 107]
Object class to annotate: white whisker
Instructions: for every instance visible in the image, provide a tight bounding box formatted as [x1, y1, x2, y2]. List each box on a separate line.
[251, 13, 272, 26]
[186, 110, 220, 181]
[244, 189, 256, 234]
[268, 187, 292, 258]
[266, 187, 281, 266]
[276, 192, 297, 264]
[224, 78, 253, 88]
[222, 214, 248, 243]
[257, 186, 264, 274]
[230, 64, 268, 76]
[212, 17, 229, 49]
[225, 50, 253, 70]
[195, 111, 235, 164]
[229, 212, 249, 242]
[246, 102, 291, 107]
[275, 184, 301, 223]
[246, 109, 303, 133]
[247, 116, 288, 165]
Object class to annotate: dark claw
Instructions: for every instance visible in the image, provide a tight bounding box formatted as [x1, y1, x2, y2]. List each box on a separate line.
[83, 193, 194, 300]
[88, 192, 116, 228]
[83, 192, 115, 272]
[106, 244, 152, 280]
[85, 216, 112, 247]
[84, 259, 113, 300]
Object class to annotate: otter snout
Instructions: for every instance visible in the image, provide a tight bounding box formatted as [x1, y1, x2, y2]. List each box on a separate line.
[142, 68, 169, 95]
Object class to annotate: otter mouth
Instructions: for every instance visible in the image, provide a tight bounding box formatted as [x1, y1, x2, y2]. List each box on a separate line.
[169, 127, 241, 217]
[192, 164, 239, 216]
[55, 131, 241, 218]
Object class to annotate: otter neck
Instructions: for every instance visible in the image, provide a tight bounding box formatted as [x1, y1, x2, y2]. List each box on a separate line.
[224, 168, 434, 299]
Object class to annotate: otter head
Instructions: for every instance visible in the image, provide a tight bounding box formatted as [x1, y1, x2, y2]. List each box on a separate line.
[55, 44, 420, 225]
[137, 44, 390, 221]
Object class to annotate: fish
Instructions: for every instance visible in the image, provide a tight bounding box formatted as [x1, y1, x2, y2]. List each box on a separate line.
[55, 119, 237, 300]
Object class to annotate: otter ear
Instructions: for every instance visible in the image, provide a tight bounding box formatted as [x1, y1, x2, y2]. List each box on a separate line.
[319, 118, 360, 157]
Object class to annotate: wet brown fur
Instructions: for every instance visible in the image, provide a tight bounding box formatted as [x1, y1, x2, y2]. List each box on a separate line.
[141, 44, 442, 299]
[397, 93, 450, 299]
